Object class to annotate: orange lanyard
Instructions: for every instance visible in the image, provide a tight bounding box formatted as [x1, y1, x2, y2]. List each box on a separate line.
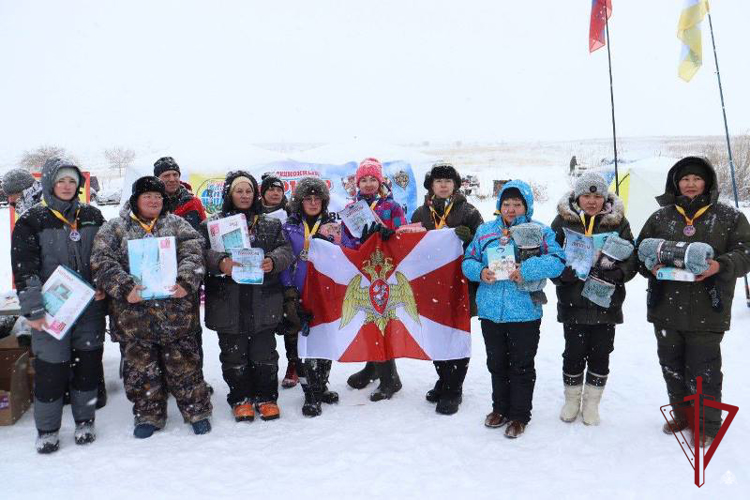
[429, 196, 455, 230]
[302, 217, 322, 255]
[675, 204, 711, 227]
[43, 200, 80, 232]
[579, 212, 596, 237]
[130, 213, 158, 235]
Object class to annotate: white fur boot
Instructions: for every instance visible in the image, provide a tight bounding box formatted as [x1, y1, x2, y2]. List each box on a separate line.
[581, 384, 605, 426]
[560, 384, 583, 423]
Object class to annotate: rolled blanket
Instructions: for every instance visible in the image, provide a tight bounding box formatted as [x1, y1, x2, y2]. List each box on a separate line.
[638, 238, 713, 274]
[601, 234, 634, 262]
[510, 223, 546, 292]
[582, 277, 617, 308]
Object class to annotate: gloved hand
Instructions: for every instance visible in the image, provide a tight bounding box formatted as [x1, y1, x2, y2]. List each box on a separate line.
[597, 267, 624, 284]
[559, 266, 578, 284]
[283, 287, 301, 334]
[379, 225, 395, 241]
[454, 225, 473, 243]
[361, 222, 383, 243]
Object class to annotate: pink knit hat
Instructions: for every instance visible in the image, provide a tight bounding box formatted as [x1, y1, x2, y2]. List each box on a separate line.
[355, 157, 385, 186]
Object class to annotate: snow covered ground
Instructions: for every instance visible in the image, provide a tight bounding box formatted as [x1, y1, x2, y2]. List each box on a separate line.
[2, 156, 749, 500]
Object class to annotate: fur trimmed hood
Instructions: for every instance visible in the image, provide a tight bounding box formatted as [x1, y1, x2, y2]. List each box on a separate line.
[556, 190, 625, 228]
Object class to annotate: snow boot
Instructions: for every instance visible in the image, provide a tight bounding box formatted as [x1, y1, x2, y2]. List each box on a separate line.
[133, 423, 159, 439]
[232, 401, 255, 422]
[347, 362, 379, 389]
[484, 412, 508, 428]
[317, 388, 339, 405]
[256, 401, 281, 421]
[36, 430, 60, 454]
[370, 360, 402, 402]
[692, 432, 714, 449]
[74, 419, 96, 445]
[425, 380, 442, 404]
[581, 384, 605, 426]
[302, 388, 322, 417]
[560, 384, 583, 423]
[504, 420, 526, 439]
[436, 394, 462, 415]
[281, 361, 299, 389]
[192, 419, 212, 435]
[662, 416, 690, 435]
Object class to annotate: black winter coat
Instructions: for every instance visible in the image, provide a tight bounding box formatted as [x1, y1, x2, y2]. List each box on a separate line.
[551, 191, 638, 325]
[201, 211, 294, 334]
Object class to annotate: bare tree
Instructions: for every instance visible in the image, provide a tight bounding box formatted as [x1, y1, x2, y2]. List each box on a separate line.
[19, 145, 70, 173]
[104, 147, 136, 176]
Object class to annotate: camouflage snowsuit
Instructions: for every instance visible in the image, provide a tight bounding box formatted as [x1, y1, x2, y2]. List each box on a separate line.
[91, 204, 212, 427]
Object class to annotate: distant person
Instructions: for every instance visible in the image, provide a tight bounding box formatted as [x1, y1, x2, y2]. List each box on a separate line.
[637, 157, 750, 448]
[260, 174, 289, 215]
[12, 158, 107, 453]
[569, 155, 578, 175]
[3, 168, 42, 215]
[154, 156, 206, 231]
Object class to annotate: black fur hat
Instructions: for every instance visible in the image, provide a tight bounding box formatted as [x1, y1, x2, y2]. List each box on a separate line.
[424, 162, 462, 192]
[130, 176, 168, 216]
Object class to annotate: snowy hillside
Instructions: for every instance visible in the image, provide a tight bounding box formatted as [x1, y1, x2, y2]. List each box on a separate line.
[1, 159, 748, 500]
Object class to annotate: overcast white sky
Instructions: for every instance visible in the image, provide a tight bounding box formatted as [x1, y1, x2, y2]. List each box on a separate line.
[1, 0, 748, 157]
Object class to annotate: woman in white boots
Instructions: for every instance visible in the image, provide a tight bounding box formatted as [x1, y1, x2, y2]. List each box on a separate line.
[550, 173, 637, 425]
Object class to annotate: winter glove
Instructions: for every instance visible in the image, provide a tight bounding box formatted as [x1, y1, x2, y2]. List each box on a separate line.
[558, 266, 579, 284]
[379, 225, 395, 241]
[298, 310, 313, 337]
[360, 222, 382, 243]
[454, 225, 473, 243]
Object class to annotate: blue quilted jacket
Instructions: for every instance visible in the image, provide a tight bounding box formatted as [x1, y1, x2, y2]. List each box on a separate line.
[462, 180, 564, 323]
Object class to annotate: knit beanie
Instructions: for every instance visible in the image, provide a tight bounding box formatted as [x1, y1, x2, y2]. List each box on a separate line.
[1, 168, 36, 195]
[355, 157, 385, 186]
[153, 156, 181, 177]
[53, 167, 80, 187]
[260, 174, 285, 197]
[424, 162, 462, 192]
[672, 157, 711, 191]
[574, 172, 609, 199]
[129, 176, 168, 216]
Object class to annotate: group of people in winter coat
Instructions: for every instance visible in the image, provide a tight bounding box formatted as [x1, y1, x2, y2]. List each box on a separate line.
[9, 152, 749, 453]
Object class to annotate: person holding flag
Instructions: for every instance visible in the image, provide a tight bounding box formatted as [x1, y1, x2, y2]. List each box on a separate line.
[462, 180, 564, 438]
[12, 158, 107, 453]
[409, 162, 482, 415]
[637, 157, 750, 447]
[343, 158, 407, 402]
[280, 178, 341, 416]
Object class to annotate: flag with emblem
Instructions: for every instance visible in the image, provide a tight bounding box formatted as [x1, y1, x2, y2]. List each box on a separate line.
[300, 230, 471, 361]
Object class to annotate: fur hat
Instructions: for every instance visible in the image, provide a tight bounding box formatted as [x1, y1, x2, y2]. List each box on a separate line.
[289, 177, 330, 215]
[355, 157, 385, 186]
[130, 176, 168, 216]
[424, 162, 462, 192]
[574, 172, 609, 199]
[153, 156, 181, 177]
[260, 174, 285, 197]
[1, 168, 35, 195]
[221, 170, 259, 214]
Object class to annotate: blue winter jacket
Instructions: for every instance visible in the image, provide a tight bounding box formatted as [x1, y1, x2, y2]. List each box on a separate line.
[462, 180, 565, 324]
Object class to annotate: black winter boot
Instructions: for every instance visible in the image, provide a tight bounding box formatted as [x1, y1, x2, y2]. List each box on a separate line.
[370, 360, 402, 402]
[302, 387, 322, 417]
[425, 379, 442, 403]
[347, 361, 379, 389]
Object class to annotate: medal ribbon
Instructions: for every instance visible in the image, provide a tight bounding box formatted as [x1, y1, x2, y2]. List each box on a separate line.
[675, 204, 711, 229]
[303, 216, 322, 256]
[43, 200, 80, 234]
[579, 212, 596, 237]
[129, 213, 158, 235]
[429, 196, 455, 230]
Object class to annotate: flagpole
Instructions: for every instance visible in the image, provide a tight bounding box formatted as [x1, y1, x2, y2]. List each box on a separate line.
[604, 14, 619, 195]
[706, 10, 750, 306]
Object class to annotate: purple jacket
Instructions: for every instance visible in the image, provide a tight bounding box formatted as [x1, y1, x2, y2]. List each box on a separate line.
[280, 212, 339, 293]
[341, 192, 406, 249]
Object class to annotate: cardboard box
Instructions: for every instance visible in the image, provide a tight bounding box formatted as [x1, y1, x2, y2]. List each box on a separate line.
[0, 348, 32, 425]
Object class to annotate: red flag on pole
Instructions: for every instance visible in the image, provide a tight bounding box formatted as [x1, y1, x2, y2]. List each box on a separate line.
[589, 0, 613, 52]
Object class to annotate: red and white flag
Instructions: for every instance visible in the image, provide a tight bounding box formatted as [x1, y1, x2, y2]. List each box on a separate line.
[300, 230, 471, 362]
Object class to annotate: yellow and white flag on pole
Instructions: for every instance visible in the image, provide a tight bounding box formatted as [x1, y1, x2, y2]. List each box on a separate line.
[677, 0, 709, 82]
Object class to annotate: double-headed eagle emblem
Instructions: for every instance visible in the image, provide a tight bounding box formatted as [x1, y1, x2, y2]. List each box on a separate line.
[340, 248, 419, 335]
